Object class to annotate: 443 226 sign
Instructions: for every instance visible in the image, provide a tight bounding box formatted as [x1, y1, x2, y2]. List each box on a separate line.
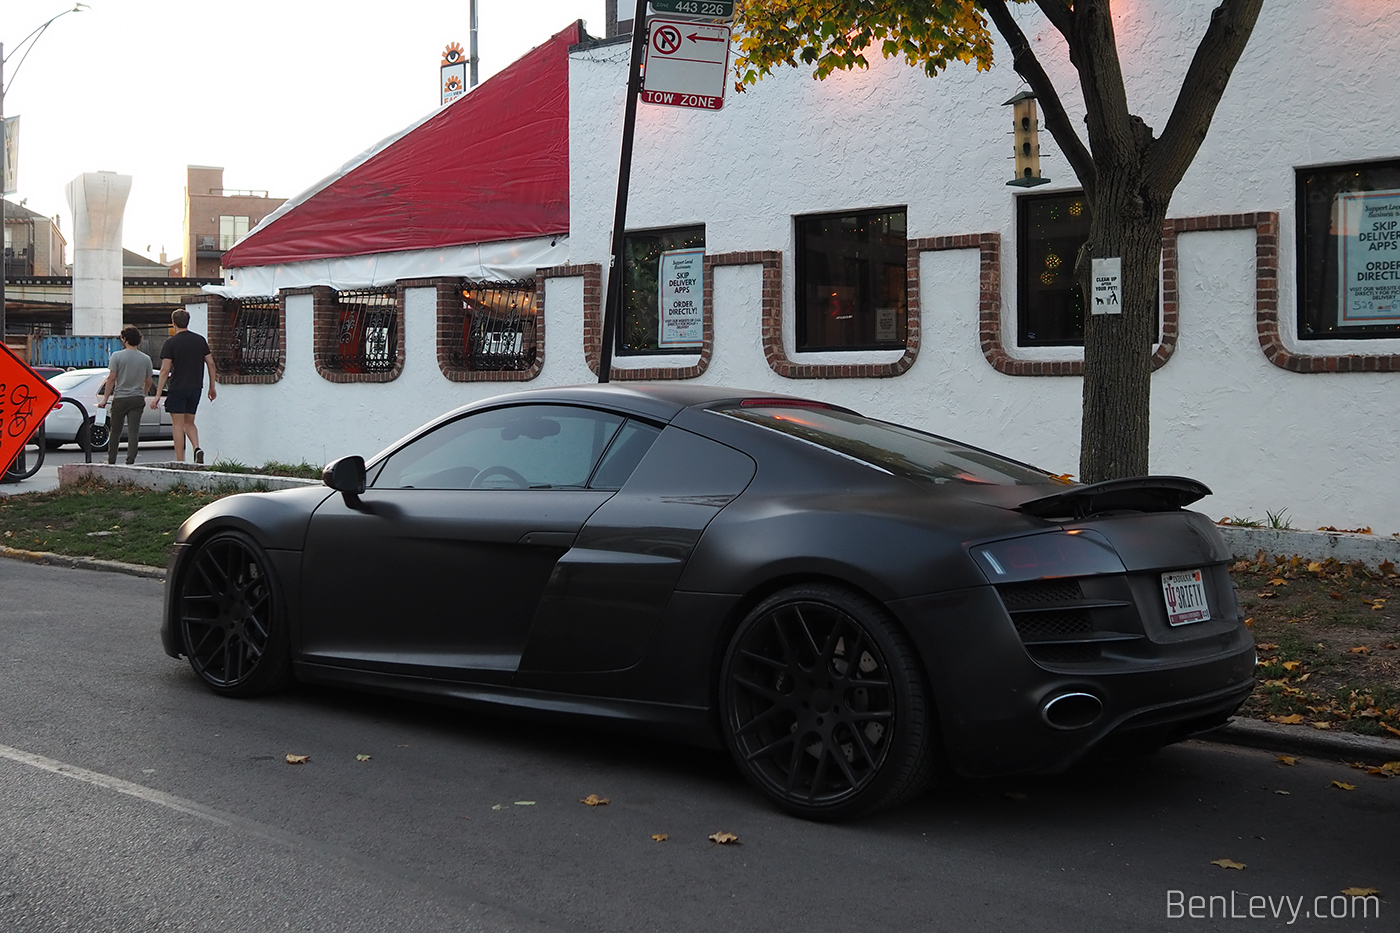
[649, 0, 735, 20]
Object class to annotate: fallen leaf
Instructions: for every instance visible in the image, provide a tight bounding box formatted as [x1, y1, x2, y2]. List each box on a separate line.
[1383, 723, 1400, 738]
[514, 801, 536, 806]
[1282, 660, 1302, 671]
[708, 831, 741, 845]
[1307, 561, 1323, 573]
[1256, 592, 1276, 599]
[1369, 599, 1386, 611]
[355, 754, 371, 761]
[1274, 789, 1291, 795]
[491, 804, 503, 810]
[1380, 560, 1397, 575]
[1269, 578, 1289, 587]
[1255, 642, 1278, 650]
[1342, 887, 1381, 897]
[1328, 591, 1345, 601]
[1276, 755, 1300, 766]
[1330, 781, 1356, 791]
[1272, 714, 1305, 725]
[285, 754, 310, 765]
[580, 794, 610, 806]
[1296, 673, 1311, 683]
[1210, 859, 1247, 870]
[1311, 721, 1332, 730]
[1349, 646, 1370, 654]
[651, 833, 669, 842]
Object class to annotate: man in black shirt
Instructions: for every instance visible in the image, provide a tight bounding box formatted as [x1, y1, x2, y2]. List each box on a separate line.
[151, 309, 216, 463]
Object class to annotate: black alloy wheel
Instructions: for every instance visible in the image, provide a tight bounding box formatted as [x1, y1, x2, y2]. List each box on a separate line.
[177, 530, 291, 697]
[719, 584, 937, 820]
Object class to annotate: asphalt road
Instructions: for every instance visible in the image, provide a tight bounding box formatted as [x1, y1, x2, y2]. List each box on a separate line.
[1, 559, 1396, 932]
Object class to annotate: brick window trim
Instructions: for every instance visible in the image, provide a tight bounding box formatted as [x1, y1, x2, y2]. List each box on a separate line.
[302, 285, 406, 384]
[582, 258, 713, 381]
[1227, 211, 1397, 374]
[982, 210, 1397, 376]
[185, 294, 286, 386]
[417, 277, 547, 383]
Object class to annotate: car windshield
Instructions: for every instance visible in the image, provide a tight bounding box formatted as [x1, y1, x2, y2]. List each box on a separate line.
[718, 404, 1058, 486]
[48, 371, 100, 391]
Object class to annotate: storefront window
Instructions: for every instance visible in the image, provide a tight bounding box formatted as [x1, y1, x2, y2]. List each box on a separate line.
[619, 225, 705, 355]
[325, 287, 398, 373]
[1017, 192, 1090, 346]
[1297, 159, 1400, 339]
[795, 208, 907, 351]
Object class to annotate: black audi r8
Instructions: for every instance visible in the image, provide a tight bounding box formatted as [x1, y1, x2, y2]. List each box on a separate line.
[162, 384, 1254, 819]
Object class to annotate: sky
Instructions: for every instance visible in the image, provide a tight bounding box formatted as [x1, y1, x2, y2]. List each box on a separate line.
[3, 0, 606, 267]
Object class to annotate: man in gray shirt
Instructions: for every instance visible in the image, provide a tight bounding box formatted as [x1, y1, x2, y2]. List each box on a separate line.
[97, 326, 153, 465]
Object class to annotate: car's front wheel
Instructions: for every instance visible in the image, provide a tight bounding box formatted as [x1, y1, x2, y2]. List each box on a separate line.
[175, 530, 292, 697]
[719, 583, 937, 820]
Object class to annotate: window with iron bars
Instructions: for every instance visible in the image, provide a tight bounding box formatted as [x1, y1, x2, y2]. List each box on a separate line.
[216, 297, 282, 376]
[327, 287, 399, 373]
[448, 279, 538, 372]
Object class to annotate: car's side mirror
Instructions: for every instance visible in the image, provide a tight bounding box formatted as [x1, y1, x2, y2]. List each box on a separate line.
[323, 455, 367, 508]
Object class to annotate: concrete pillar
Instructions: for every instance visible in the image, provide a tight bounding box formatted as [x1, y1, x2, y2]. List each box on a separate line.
[66, 171, 132, 335]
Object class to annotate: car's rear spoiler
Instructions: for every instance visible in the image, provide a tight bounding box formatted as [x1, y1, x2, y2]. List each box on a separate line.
[1016, 476, 1211, 521]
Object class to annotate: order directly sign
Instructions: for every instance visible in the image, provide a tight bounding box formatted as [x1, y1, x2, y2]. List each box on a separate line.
[1337, 188, 1400, 326]
[1091, 257, 1122, 314]
[658, 248, 705, 348]
[0, 343, 61, 476]
[642, 18, 730, 111]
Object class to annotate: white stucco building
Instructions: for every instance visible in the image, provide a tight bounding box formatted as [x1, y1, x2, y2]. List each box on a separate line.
[191, 3, 1400, 533]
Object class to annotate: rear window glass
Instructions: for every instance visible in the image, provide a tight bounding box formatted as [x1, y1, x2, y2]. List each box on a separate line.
[49, 371, 100, 391]
[718, 405, 1057, 486]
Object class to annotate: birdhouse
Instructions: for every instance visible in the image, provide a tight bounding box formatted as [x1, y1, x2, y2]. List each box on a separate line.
[1004, 91, 1050, 188]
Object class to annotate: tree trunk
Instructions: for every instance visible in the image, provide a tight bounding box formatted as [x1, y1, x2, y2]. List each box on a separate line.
[1079, 171, 1169, 483]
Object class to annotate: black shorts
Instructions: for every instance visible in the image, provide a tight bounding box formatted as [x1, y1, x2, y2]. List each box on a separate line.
[165, 386, 202, 415]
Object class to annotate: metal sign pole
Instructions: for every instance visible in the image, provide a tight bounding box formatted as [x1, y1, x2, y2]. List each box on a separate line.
[598, 0, 650, 384]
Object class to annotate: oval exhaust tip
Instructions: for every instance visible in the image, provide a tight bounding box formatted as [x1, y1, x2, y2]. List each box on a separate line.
[1042, 692, 1103, 730]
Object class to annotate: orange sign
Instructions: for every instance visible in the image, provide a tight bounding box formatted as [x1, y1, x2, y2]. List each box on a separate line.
[0, 343, 61, 476]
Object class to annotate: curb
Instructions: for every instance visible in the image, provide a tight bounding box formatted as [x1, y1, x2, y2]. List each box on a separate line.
[1197, 717, 1400, 766]
[1216, 525, 1400, 569]
[0, 546, 165, 581]
[59, 462, 320, 494]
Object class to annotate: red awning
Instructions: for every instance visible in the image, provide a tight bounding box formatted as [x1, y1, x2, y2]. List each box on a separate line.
[222, 22, 579, 268]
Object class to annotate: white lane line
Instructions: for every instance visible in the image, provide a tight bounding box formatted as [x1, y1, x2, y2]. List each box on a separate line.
[0, 740, 575, 933]
[0, 741, 232, 826]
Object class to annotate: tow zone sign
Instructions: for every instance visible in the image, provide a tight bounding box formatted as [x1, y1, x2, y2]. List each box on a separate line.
[642, 19, 730, 111]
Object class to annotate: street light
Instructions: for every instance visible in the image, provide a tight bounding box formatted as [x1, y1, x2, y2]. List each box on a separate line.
[2, 3, 88, 342]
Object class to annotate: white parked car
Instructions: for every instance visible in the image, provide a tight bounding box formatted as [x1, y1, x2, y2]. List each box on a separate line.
[44, 368, 173, 450]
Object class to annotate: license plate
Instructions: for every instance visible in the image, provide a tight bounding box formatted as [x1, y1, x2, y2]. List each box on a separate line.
[1162, 569, 1211, 626]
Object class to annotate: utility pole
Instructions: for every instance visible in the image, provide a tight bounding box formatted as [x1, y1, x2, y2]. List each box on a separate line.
[469, 0, 479, 87]
[597, 0, 648, 383]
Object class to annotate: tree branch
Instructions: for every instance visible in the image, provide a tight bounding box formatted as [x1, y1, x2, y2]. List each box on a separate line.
[1146, 0, 1264, 196]
[1066, 0, 1137, 170]
[982, 0, 1096, 198]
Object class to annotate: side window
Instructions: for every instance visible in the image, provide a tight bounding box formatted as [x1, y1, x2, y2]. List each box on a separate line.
[620, 225, 706, 355]
[588, 420, 662, 490]
[374, 405, 625, 490]
[795, 208, 907, 351]
[1297, 159, 1400, 339]
[1016, 191, 1158, 347]
[1017, 191, 1090, 346]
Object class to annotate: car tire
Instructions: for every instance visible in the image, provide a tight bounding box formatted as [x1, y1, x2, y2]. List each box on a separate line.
[175, 529, 293, 697]
[719, 583, 938, 820]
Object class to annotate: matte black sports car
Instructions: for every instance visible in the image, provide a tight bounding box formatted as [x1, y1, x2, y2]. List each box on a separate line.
[163, 385, 1254, 819]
